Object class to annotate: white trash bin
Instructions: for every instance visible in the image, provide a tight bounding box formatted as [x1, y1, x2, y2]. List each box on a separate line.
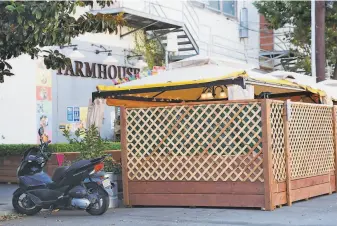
[105, 173, 119, 208]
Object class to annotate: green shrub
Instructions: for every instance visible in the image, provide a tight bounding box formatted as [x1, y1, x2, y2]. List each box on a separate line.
[104, 156, 122, 173]
[0, 142, 121, 157]
[62, 125, 115, 160]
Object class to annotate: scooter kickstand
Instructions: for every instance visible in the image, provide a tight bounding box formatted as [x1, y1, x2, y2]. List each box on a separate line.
[49, 205, 60, 214]
[43, 206, 58, 218]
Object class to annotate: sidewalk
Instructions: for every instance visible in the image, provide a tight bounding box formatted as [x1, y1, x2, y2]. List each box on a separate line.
[0, 184, 17, 216]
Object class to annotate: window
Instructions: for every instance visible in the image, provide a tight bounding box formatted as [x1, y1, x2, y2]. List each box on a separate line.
[222, 1, 236, 17]
[207, 0, 237, 17]
[208, 0, 220, 11]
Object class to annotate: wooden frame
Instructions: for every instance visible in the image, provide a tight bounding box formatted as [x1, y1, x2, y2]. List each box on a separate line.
[261, 99, 273, 210]
[120, 99, 336, 210]
[120, 107, 130, 206]
[333, 106, 337, 191]
[283, 100, 292, 206]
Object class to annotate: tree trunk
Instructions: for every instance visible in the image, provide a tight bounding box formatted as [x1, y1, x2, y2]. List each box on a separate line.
[333, 61, 337, 80]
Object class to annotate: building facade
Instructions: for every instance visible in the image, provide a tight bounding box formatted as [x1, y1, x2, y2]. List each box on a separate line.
[0, 0, 262, 144]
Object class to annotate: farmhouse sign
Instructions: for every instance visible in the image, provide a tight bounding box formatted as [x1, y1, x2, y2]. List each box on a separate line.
[57, 60, 140, 80]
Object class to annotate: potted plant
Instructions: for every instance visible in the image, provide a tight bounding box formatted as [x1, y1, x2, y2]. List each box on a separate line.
[104, 156, 122, 188]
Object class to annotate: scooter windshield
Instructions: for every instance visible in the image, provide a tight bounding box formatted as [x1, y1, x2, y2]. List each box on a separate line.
[23, 147, 39, 161]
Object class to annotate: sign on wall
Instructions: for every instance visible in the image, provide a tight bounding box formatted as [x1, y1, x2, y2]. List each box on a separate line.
[63, 106, 88, 137]
[36, 60, 53, 143]
[67, 107, 74, 122]
[56, 60, 140, 80]
[74, 107, 80, 122]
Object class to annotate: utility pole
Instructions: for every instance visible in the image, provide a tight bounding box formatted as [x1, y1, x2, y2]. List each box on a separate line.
[315, 0, 326, 82]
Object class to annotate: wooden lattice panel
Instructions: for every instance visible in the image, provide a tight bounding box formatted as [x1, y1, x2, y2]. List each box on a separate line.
[289, 103, 335, 179]
[125, 102, 264, 182]
[270, 102, 286, 182]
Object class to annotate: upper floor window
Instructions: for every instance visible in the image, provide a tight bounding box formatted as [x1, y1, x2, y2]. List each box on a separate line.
[208, 1, 220, 11]
[207, 0, 236, 17]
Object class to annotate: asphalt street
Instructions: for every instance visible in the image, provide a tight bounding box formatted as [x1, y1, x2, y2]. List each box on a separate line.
[1, 189, 337, 226]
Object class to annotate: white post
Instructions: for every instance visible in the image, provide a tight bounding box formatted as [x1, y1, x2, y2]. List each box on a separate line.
[165, 50, 169, 70]
[311, 0, 316, 78]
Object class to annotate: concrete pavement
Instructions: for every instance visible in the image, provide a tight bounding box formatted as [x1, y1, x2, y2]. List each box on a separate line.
[1, 192, 337, 226]
[0, 184, 17, 216]
[1, 184, 337, 226]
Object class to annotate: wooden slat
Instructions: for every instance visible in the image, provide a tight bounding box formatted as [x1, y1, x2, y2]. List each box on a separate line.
[261, 99, 274, 210]
[273, 174, 335, 193]
[0, 176, 18, 183]
[273, 185, 333, 206]
[283, 100, 292, 206]
[0, 169, 17, 177]
[129, 194, 265, 208]
[330, 174, 336, 192]
[292, 183, 331, 202]
[129, 181, 264, 195]
[272, 175, 336, 206]
[0, 156, 22, 166]
[121, 107, 130, 206]
[272, 192, 286, 206]
[333, 106, 337, 191]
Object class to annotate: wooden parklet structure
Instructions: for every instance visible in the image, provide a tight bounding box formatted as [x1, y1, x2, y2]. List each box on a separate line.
[93, 65, 336, 210]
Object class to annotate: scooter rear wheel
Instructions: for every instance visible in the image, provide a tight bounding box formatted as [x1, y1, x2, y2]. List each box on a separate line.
[85, 183, 109, 216]
[12, 188, 42, 216]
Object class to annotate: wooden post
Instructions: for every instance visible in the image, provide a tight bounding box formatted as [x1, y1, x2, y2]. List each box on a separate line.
[283, 100, 292, 206]
[332, 106, 337, 192]
[261, 99, 274, 211]
[120, 107, 130, 206]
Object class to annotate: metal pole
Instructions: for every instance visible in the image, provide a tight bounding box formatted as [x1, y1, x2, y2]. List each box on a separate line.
[315, 0, 326, 82]
[165, 50, 169, 70]
[311, 0, 316, 79]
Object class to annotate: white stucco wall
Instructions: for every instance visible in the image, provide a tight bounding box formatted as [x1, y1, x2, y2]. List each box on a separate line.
[0, 55, 37, 144]
[97, 0, 260, 66]
[0, 28, 137, 144]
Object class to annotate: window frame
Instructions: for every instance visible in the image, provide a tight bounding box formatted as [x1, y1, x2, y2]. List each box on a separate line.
[204, 0, 238, 19]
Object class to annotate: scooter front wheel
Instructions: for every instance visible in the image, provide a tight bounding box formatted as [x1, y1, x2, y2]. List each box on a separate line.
[12, 188, 42, 216]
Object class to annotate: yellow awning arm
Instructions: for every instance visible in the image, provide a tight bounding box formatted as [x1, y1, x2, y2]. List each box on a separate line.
[97, 70, 246, 92]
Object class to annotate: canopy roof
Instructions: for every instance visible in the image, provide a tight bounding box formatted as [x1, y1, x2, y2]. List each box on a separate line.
[317, 80, 337, 101]
[94, 57, 327, 107]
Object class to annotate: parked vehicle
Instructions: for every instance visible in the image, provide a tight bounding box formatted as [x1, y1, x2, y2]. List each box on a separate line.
[12, 127, 111, 216]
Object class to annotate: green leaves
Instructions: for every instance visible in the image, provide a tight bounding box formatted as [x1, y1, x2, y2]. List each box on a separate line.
[35, 10, 42, 19]
[63, 125, 109, 160]
[0, 0, 123, 83]
[5, 5, 15, 11]
[133, 30, 164, 69]
[43, 49, 71, 71]
[0, 142, 121, 157]
[255, 1, 337, 75]
[0, 60, 14, 83]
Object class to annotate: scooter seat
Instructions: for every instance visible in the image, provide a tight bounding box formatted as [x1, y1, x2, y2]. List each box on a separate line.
[52, 166, 69, 184]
